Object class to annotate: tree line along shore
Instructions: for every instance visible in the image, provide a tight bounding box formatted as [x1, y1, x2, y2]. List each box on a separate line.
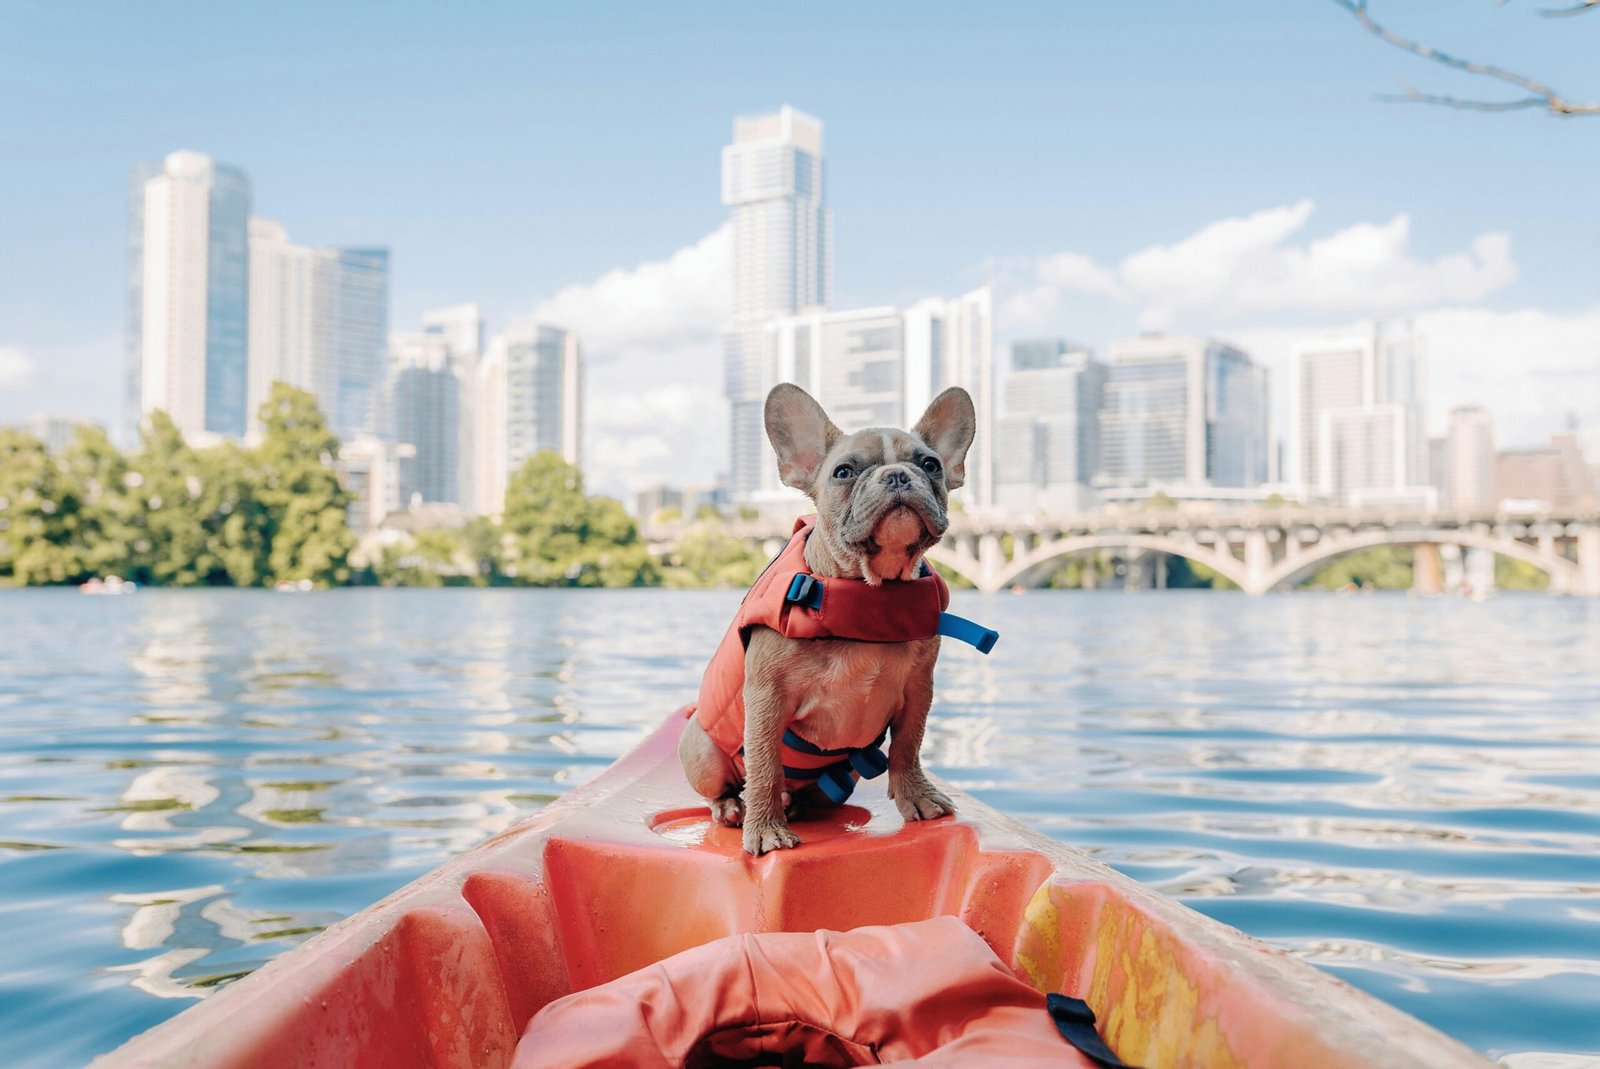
[0, 383, 768, 591]
[0, 385, 1545, 592]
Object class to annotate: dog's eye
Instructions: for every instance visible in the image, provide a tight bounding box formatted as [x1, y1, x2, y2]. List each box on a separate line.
[919, 456, 942, 476]
[832, 464, 855, 480]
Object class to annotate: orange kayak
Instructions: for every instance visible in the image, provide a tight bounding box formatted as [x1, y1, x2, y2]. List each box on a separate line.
[99, 708, 1491, 1068]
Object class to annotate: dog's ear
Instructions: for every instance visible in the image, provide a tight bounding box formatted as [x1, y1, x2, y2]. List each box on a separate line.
[765, 384, 841, 492]
[912, 387, 976, 491]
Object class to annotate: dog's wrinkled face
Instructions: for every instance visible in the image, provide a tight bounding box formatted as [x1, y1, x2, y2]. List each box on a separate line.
[764, 385, 977, 584]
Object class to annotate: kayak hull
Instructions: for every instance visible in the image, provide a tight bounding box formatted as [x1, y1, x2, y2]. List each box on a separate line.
[98, 708, 1490, 1069]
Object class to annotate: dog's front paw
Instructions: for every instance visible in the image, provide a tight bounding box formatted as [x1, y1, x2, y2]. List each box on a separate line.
[743, 819, 801, 855]
[894, 784, 955, 822]
[709, 795, 745, 827]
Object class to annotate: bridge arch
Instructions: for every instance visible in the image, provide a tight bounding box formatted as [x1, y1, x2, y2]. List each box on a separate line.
[1258, 528, 1579, 593]
[927, 533, 1253, 593]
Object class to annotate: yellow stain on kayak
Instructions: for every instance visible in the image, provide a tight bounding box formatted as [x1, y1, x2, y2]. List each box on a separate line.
[1016, 882, 1246, 1069]
[1013, 882, 1062, 991]
[1091, 897, 1246, 1069]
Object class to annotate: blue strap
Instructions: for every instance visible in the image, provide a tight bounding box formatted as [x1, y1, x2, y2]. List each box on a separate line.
[1047, 994, 1140, 1068]
[781, 728, 889, 803]
[817, 765, 857, 804]
[938, 612, 999, 654]
[783, 727, 887, 758]
[848, 746, 889, 778]
[784, 573, 824, 609]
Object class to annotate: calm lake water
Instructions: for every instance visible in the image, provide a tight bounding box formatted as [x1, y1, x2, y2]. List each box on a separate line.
[2, 588, 1598, 1067]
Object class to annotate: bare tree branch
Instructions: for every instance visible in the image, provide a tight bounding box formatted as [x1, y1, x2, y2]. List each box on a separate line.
[1333, 0, 1600, 116]
[1539, 0, 1600, 17]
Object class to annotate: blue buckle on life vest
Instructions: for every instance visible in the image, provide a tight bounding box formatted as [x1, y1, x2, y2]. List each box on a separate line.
[817, 764, 857, 804]
[784, 573, 824, 610]
[938, 612, 999, 654]
[848, 745, 889, 779]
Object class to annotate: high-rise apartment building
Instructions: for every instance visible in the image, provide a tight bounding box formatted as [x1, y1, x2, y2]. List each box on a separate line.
[739, 288, 996, 511]
[1440, 405, 1496, 511]
[246, 219, 317, 432]
[506, 325, 581, 474]
[1291, 321, 1429, 505]
[1010, 337, 1092, 373]
[1096, 336, 1268, 494]
[1497, 433, 1599, 510]
[127, 150, 250, 441]
[1323, 406, 1417, 506]
[419, 303, 485, 513]
[905, 288, 994, 508]
[769, 307, 905, 433]
[246, 219, 389, 442]
[995, 346, 1104, 514]
[723, 106, 831, 318]
[421, 303, 486, 364]
[19, 416, 83, 455]
[723, 106, 832, 503]
[468, 324, 582, 515]
[471, 337, 509, 517]
[337, 435, 414, 533]
[386, 334, 461, 507]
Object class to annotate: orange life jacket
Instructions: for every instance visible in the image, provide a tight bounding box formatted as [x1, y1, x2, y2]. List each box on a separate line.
[514, 917, 1103, 1068]
[692, 514, 996, 803]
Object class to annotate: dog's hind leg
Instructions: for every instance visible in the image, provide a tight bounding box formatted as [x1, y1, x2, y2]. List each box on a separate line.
[679, 716, 745, 825]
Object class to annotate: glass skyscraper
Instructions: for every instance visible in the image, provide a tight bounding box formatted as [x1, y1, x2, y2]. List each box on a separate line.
[386, 335, 461, 507]
[126, 150, 251, 441]
[1097, 336, 1268, 492]
[721, 106, 832, 503]
[246, 219, 388, 443]
[322, 248, 389, 442]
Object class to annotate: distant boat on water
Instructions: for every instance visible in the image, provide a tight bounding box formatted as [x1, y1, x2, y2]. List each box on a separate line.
[79, 577, 136, 596]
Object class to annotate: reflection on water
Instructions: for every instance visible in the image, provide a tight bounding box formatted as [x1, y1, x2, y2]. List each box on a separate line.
[1, 588, 1598, 1066]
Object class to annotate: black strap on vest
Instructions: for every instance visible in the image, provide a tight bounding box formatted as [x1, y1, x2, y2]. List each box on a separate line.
[1047, 994, 1140, 1068]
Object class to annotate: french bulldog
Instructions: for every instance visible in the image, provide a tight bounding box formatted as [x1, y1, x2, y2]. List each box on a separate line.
[679, 382, 977, 855]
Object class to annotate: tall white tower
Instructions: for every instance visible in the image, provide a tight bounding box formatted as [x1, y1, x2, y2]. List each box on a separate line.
[722, 106, 832, 503]
[129, 150, 251, 441]
[722, 105, 831, 317]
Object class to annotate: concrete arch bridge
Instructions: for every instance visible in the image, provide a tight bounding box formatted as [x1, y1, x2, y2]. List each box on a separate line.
[644, 506, 1600, 596]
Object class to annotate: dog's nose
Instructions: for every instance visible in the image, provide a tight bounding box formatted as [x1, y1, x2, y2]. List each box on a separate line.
[880, 467, 912, 492]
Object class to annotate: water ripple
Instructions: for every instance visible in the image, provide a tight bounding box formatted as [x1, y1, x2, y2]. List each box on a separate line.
[1, 588, 1597, 1066]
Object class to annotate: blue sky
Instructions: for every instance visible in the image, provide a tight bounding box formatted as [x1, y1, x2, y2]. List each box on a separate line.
[2, 1, 1596, 490]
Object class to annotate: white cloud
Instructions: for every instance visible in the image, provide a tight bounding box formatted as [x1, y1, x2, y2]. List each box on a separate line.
[518, 227, 733, 498]
[523, 225, 731, 353]
[1417, 305, 1600, 454]
[998, 201, 1517, 333]
[0, 345, 34, 390]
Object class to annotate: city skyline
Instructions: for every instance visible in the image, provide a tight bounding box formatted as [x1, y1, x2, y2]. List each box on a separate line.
[11, 129, 1599, 521]
[3, 4, 1598, 500]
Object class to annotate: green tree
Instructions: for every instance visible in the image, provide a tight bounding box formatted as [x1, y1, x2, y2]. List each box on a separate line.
[460, 516, 502, 585]
[58, 425, 139, 581]
[126, 411, 214, 585]
[1495, 554, 1550, 591]
[1306, 545, 1413, 590]
[255, 384, 354, 588]
[663, 520, 767, 588]
[499, 452, 657, 586]
[0, 426, 139, 585]
[196, 442, 271, 586]
[0, 429, 78, 585]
